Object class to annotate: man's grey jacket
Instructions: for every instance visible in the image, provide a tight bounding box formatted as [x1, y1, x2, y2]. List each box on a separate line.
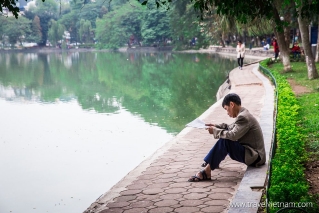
[212, 107, 266, 167]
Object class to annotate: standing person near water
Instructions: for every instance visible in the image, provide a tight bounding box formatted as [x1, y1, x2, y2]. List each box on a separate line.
[236, 40, 245, 70]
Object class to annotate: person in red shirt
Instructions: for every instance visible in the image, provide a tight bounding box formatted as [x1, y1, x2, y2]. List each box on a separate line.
[272, 38, 279, 61]
[291, 42, 301, 60]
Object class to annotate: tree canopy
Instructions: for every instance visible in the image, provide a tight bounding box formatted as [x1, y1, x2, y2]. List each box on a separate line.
[2, 0, 319, 22]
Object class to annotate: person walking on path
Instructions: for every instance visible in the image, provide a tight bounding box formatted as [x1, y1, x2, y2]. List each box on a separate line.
[188, 93, 266, 182]
[236, 40, 245, 70]
[272, 38, 280, 61]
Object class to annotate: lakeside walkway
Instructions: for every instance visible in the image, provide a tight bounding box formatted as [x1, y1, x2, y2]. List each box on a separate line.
[84, 63, 275, 213]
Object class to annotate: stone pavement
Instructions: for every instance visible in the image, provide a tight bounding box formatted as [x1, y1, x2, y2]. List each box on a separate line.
[84, 63, 275, 213]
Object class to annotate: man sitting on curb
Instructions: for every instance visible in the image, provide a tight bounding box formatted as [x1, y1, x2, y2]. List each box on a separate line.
[188, 93, 266, 182]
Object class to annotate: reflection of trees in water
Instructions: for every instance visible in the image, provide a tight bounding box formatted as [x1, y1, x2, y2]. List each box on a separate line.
[94, 52, 237, 133]
[0, 52, 238, 133]
[38, 54, 52, 86]
[0, 53, 43, 102]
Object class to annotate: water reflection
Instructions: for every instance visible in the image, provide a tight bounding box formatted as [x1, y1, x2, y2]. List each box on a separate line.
[0, 51, 243, 213]
[0, 52, 240, 133]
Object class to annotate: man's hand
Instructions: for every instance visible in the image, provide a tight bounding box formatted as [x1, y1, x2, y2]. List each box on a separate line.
[205, 124, 214, 134]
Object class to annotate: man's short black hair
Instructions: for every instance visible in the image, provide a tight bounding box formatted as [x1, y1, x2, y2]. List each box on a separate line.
[222, 93, 241, 107]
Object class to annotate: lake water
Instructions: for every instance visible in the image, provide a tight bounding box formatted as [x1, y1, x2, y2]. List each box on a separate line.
[0, 51, 252, 213]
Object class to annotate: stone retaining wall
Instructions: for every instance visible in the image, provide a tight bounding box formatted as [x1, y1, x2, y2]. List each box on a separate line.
[211, 47, 274, 57]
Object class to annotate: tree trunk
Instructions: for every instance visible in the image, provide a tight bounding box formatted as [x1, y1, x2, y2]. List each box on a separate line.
[284, 26, 291, 48]
[220, 33, 225, 47]
[274, 30, 291, 72]
[242, 31, 247, 45]
[220, 38, 225, 47]
[272, 6, 291, 72]
[297, 11, 319, 79]
[315, 15, 319, 62]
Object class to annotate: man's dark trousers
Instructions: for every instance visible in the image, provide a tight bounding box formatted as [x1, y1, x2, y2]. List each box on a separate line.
[204, 138, 245, 170]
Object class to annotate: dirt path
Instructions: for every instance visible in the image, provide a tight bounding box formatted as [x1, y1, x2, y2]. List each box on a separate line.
[287, 78, 312, 95]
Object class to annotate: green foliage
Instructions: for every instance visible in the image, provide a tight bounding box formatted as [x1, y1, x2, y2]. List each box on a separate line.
[259, 60, 318, 213]
[76, 1, 100, 28]
[1, 0, 285, 49]
[79, 19, 93, 43]
[58, 0, 100, 44]
[95, 1, 144, 49]
[190, 0, 273, 22]
[28, 15, 43, 43]
[98, 5, 108, 18]
[297, 94, 319, 138]
[243, 18, 274, 36]
[170, 2, 210, 50]
[0, 16, 31, 47]
[61, 40, 67, 50]
[59, 11, 78, 41]
[94, 0, 210, 49]
[48, 20, 65, 46]
[280, 64, 319, 161]
[141, 7, 171, 45]
[29, 0, 59, 45]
